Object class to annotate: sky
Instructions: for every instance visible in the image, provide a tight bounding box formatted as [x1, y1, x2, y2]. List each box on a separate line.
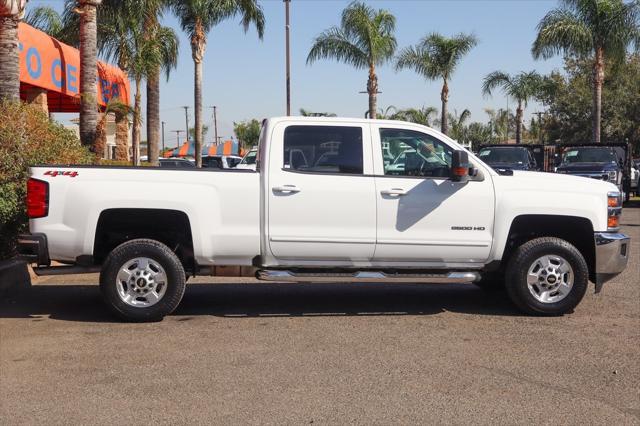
[33, 0, 565, 146]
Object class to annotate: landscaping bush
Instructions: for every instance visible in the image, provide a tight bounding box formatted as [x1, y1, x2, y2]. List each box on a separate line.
[0, 101, 93, 259]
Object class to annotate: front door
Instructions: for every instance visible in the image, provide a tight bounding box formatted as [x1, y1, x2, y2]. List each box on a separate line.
[267, 122, 377, 262]
[373, 126, 495, 264]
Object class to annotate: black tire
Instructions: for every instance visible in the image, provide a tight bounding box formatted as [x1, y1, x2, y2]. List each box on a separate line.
[100, 239, 186, 322]
[505, 237, 588, 316]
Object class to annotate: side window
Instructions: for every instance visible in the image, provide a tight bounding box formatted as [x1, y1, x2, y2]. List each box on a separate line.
[283, 125, 363, 174]
[380, 128, 452, 177]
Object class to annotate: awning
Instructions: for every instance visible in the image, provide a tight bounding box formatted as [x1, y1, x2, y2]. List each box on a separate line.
[163, 140, 244, 158]
[17, 23, 130, 112]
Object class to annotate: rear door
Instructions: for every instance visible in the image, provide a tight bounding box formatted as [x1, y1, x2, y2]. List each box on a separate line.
[267, 122, 376, 262]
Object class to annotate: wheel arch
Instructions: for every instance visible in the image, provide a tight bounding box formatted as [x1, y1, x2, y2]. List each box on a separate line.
[93, 208, 196, 273]
[499, 214, 595, 281]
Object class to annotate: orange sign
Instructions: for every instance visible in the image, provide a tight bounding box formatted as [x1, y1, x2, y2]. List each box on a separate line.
[18, 23, 130, 110]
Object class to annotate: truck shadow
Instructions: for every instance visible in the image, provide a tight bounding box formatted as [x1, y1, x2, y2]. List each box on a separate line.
[0, 282, 521, 323]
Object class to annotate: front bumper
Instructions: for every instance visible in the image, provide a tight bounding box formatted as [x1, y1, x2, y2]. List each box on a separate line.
[594, 232, 630, 292]
[17, 233, 50, 267]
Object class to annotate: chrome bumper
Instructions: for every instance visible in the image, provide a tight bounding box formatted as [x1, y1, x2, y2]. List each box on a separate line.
[594, 232, 630, 292]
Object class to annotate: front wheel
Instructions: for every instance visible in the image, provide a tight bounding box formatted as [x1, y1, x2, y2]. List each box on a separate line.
[505, 237, 588, 316]
[100, 239, 186, 322]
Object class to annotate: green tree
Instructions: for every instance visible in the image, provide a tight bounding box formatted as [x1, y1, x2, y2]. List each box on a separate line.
[390, 106, 438, 126]
[307, 1, 397, 119]
[538, 55, 640, 148]
[395, 33, 477, 135]
[101, 0, 178, 165]
[171, 0, 265, 167]
[482, 71, 543, 144]
[24, 6, 74, 42]
[444, 109, 471, 142]
[189, 124, 208, 141]
[233, 119, 261, 150]
[299, 108, 337, 117]
[532, 0, 640, 144]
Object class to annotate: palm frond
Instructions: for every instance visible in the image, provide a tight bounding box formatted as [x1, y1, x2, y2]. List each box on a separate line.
[307, 27, 368, 68]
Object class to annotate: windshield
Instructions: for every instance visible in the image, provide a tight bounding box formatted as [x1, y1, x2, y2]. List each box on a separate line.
[240, 150, 257, 165]
[478, 148, 528, 164]
[562, 147, 617, 164]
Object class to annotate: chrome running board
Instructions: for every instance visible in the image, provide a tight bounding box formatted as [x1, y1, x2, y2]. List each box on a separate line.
[256, 270, 480, 284]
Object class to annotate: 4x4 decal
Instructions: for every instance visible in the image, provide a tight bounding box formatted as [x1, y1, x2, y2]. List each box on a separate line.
[44, 170, 78, 178]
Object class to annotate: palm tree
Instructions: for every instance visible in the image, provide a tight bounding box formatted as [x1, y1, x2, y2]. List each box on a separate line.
[299, 108, 337, 117]
[77, 0, 102, 148]
[171, 0, 265, 167]
[101, 1, 178, 165]
[24, 6, 74, 42]
[395, 32, 478, 135]
[307, 1, 397, 120]
[144, 0, 175, 166]
[532, 0, 640, 144]
[372, 105, 397, 119]
[445, 109, 471, 142]
[391, 106, 438, 126]
[94, 98, 131, 159]
[482, 71, 543, 144]
[0, 1, 28, 101]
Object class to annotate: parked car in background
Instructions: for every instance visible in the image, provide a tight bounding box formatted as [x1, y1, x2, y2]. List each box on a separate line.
[159, 158, 196, 168]
[19, 117, 629, 322]
[477, 145, 539, 173]
[555, 144, 632, 201]
[235, 148, 258, 170]
[202, 155, 243, 169]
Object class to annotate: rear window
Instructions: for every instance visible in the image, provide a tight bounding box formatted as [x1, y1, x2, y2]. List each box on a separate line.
[283, 125, 363, 174]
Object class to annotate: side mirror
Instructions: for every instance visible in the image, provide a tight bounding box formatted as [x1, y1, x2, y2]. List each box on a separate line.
[451, 150, 470, 182]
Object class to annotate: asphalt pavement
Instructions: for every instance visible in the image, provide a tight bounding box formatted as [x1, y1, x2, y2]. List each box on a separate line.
[1, 203, 639, 425]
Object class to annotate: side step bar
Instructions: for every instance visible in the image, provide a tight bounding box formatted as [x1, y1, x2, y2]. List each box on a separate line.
[256, 270, 480, 284]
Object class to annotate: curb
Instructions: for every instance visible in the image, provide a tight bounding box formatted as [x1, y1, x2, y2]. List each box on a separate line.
[0, 259, 32, 296]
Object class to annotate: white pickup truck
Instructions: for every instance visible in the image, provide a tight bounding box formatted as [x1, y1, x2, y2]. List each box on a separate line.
[19, 117, 630, 321]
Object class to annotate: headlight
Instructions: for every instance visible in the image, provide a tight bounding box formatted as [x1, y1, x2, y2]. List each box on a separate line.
[607, 192, 622, 230]
[607, 171, 617, 182]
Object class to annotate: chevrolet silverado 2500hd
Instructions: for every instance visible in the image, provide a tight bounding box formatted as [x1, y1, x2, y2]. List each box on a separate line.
[18, 117, 630, 321]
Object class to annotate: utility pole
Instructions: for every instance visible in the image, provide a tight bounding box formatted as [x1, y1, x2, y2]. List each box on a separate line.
[284, 0, 291, 116]
[161, 121, 166, 152]
[182, 106, 190, 142]
[172, 130, 183, 149]
[208, 106, 218, 145]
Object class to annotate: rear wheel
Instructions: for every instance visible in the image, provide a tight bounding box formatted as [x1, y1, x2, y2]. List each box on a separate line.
[100, 239, 186, 322]
[505, 237, 588, 315]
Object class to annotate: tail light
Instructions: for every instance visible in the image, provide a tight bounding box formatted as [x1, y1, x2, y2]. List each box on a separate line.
[26, 178, 49, 218]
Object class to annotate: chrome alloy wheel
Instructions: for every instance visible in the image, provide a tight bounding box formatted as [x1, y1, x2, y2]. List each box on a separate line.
[115, 257, 168, 307]
[526, 255, 574, 303]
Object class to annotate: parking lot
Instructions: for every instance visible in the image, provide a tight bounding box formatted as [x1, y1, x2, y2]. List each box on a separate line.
[1, 204, 638, 425]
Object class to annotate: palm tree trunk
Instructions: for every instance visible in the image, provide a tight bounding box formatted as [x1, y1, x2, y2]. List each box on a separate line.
[115, 110, 129, 161]
[440, 79, 449, 135]
[0, 15, 20, 101]
[78, 0, 101, 148]
[592, 47, 604, 144]
[194, 59, 203, 167]
[367, 64, 377, 119]
[146, 66, 160, 166]
[515, 102, 523, 144]
[94, 113, 107, 159]
[132, 78, 141, 166]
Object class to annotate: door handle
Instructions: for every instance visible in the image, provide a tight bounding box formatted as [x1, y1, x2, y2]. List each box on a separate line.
[381, 188, 407, 196]
[272, 184, 301, 193]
